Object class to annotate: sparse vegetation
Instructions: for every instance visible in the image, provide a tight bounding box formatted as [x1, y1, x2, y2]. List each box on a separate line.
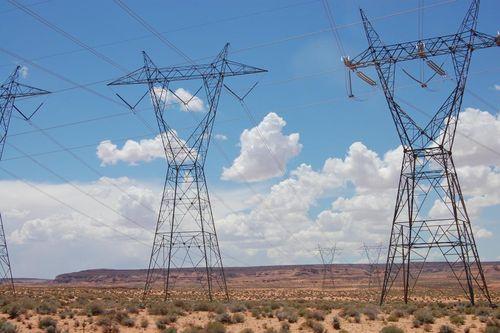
[332, 316, 341, 330]
[449, 314, 465, 326]
[0, 320, 17, 333]
[439, 325, 455, 333]
[412, 308, 435, 327]
[0, 285, 496, 333]
[38, 317, 58, 332]
[380, 325, 404, 333]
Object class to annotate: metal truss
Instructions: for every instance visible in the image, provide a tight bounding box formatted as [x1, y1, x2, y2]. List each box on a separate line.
[345, 0, 498, 305]
[361, 243, 385, 289]
[316, 244, 340, 289]
[0, 66, 50, 291]
[109, 44, 266, 301]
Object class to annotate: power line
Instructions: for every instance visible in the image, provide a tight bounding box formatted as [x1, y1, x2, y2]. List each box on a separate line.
[6, 141, 152, 233]
[0, 0, 319, 68]
[321, 0, 346, 57]
[0, 164, 151, 247]
[0, 0, 457, 70]
[7, 0, 128, 73]
[0, 0, 50, 15]
[111, 2, 309, 253]
[4, 3, 302, 263]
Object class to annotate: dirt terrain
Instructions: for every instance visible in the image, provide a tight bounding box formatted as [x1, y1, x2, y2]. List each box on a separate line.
[0, 262, 499, 333]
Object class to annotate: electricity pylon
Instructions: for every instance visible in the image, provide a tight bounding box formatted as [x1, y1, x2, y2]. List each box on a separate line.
[345, 1, 498, 305]
[316, 244, 340, 289]
[361, 243, 385, 289]
[0, 66, 50, 291]
[109, 44, 266, 301]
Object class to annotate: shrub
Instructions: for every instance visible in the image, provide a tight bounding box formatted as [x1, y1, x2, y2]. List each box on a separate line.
[140, 318, 149, 328]
[485, 326, 500, 333]
[275, 309, 298, 323]
[215, 312, 232, 324]
[228, 303, 247, 313]
[38, 317, 57, 332]
[232, 313, 245, 323]
[86, 302, 105, 316]
[380, 325, 404, 333]
[387, 309, 405, 322]
[307, 310, 325, 321]
[192, 301, 211, 312]
[36, 301, 58, 315]
[173, 300, 190, 311]
[475, 307, 491, 317]
[449, 314, 465, 326]
[340, 306, 361, 322]
[0, 320, 17, 333]
[304, 319, 325, 333]
[280, 322, 290, 333]
[3, 304, 23, 319]
[413, 309, 434, 327]
[120, 316, 134, 327]
[363, 306, 379, 321]
[264, 328, 278, 333]
[439, 325, 455, 333]
[332, 316, 341, 330]
[126, 305, 139, 314]
[149, 302, 184, 316]
[156, 315, 177, 330]
[205, 321, 226, 333]
[163, 328, 177, 333]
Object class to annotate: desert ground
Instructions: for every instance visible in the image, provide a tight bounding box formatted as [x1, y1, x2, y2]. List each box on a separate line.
[0, 263, 499, 333]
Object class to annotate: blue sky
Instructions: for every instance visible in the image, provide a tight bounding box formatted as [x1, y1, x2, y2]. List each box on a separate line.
[0, 0, 499, 278]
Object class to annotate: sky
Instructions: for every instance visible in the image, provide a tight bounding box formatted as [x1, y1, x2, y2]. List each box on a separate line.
[0, 0, 499, 279]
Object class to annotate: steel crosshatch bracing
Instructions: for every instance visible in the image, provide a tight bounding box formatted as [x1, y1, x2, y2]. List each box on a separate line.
[345, 0, 498, 305]
[109, 44, 266, 301]
[0, 66, 50, 292]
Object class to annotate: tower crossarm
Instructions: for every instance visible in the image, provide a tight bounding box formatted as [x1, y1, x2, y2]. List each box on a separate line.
[344, 30, 498, 70]
[1, 66, 50, 160]
[108, 60, 266, 86]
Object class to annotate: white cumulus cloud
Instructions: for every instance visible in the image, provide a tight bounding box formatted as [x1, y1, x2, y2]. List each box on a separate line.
[222, 112, 302, 182]
[97, 132, 196, 166]
[218, 108, 500, 264]
[152, 87, 205, 112]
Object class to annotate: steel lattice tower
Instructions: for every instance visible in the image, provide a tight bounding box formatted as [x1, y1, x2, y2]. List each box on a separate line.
[361, 243, 385, 289]
[0, 66, 50, 291]
[109, 44, 265, 301]
[345, 1, 498, 305]
[316, 244, 340, 289]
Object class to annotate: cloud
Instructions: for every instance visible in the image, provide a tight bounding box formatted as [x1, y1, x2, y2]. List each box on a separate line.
[218, 108, 500, 264]
[153, 87, 205, 112]
[222, 112, 302, 182]
[97, 132, 196, 166]
[453, 108, 500, 167]
[494, 84, 500, 91]
[218, 141, 400, 263]
[4, 108, 499, 277]
[0, 175, 259, 278]
[215, 134, 228, 141]
[0, 177, 157, 277]
[19, 66, 28, 78]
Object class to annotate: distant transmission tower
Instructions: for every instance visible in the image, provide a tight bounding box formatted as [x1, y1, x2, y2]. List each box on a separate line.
[0, 66, 50, 291]
[316, 244, 340, 289]
[361, 243, 384, 289]
[345, 1, 497, 305]
[109, 44, 265, 301]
